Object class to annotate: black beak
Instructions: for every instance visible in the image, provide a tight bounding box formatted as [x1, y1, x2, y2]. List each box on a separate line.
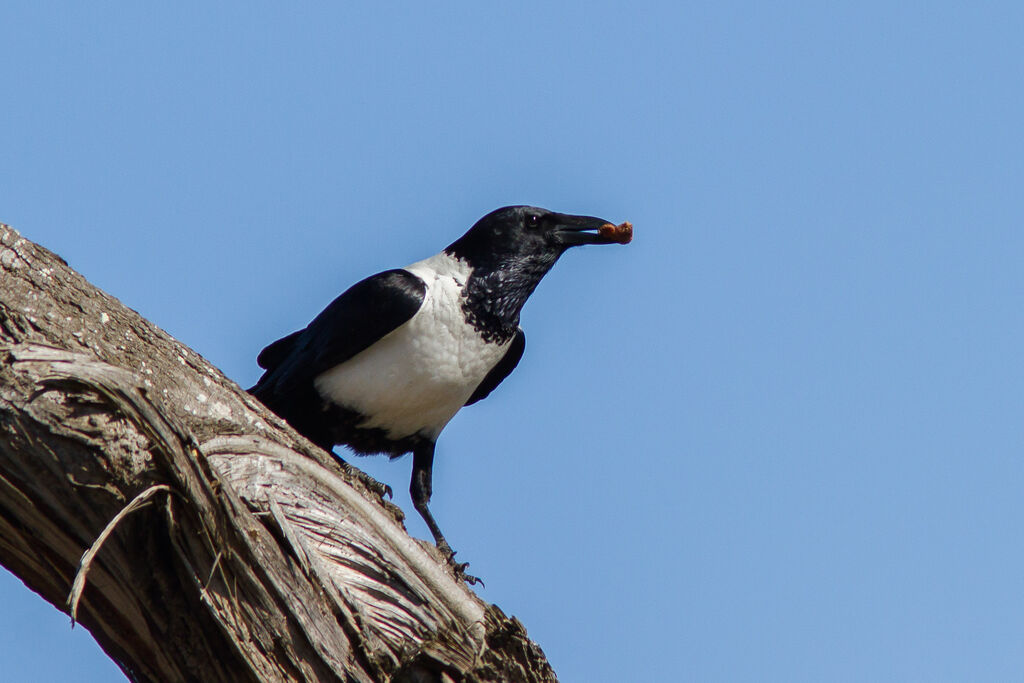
[552, 213, 624, 247]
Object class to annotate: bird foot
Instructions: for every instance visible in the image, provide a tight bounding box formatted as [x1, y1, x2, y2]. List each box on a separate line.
[452, 560, 483, 587]
[343, 463, 393, 500]
[436, 544, 483, 586]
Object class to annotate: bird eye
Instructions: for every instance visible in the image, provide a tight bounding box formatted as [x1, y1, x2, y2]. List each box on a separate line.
[527, 214, 540, 227]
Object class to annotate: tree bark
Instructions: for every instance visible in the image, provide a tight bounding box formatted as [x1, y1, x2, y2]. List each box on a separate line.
[0, 223, 556, 683]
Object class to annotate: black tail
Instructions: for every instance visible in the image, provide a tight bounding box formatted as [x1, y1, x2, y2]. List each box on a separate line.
[249, 375, 336, 452]
[256, 329, 304, 369]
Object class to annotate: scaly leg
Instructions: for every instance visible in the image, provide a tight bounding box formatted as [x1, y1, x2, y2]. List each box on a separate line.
[411, 441, 450, 554]
[411, 442, 481, 584]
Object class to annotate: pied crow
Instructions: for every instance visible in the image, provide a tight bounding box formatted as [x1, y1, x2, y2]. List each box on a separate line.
[250, 205, 630, 574]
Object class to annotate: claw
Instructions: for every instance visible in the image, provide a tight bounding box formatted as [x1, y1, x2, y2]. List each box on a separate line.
[440, 548, 484, 586]
[344, 463, 393, 499]
[453, 561, 484, 587]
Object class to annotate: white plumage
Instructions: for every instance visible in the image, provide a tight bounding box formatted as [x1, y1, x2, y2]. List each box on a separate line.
[313, 252, 513, 440]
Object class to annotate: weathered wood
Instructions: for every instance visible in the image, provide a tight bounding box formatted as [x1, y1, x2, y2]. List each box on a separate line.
[0, 223, 556, 683]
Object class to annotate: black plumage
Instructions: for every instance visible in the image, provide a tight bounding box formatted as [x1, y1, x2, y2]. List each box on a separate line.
[250, 205, 628, 570]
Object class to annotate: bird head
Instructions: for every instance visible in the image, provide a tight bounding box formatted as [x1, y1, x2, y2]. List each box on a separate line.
[446, 206, 628, 270]
[443, 205, 631, 334]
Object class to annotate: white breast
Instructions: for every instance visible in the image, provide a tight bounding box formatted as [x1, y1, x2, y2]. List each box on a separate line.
[313, 252, 512, 441]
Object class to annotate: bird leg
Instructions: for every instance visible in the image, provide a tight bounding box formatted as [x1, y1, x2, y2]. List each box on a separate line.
[411, 441, 449, 553]
[411, 442, 481, 585]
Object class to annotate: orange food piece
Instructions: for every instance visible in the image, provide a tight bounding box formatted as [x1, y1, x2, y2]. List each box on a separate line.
[599, 221, 633, 244]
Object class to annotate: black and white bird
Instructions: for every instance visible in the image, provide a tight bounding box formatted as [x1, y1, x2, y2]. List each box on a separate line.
[250, 205, 630, 569]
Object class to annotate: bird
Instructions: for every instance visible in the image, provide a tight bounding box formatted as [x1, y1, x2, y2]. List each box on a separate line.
[249, 205, 631, 575]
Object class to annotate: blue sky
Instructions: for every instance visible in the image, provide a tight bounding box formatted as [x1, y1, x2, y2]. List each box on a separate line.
[2, 2, 1023, 681]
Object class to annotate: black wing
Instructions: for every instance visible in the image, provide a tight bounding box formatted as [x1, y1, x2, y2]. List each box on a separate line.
[252, 268, 425, 390]
[464, 328, 525, 406]
[249, 268, 425, 451]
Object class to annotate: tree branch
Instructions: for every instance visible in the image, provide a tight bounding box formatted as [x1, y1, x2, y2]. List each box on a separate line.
[0, 223, 555, 683]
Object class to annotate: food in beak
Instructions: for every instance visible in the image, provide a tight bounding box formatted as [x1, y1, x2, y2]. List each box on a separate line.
[598, 221, 633, 244]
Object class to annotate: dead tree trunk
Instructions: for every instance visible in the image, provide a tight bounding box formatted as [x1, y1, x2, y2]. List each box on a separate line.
[0, 223, 556, 683]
